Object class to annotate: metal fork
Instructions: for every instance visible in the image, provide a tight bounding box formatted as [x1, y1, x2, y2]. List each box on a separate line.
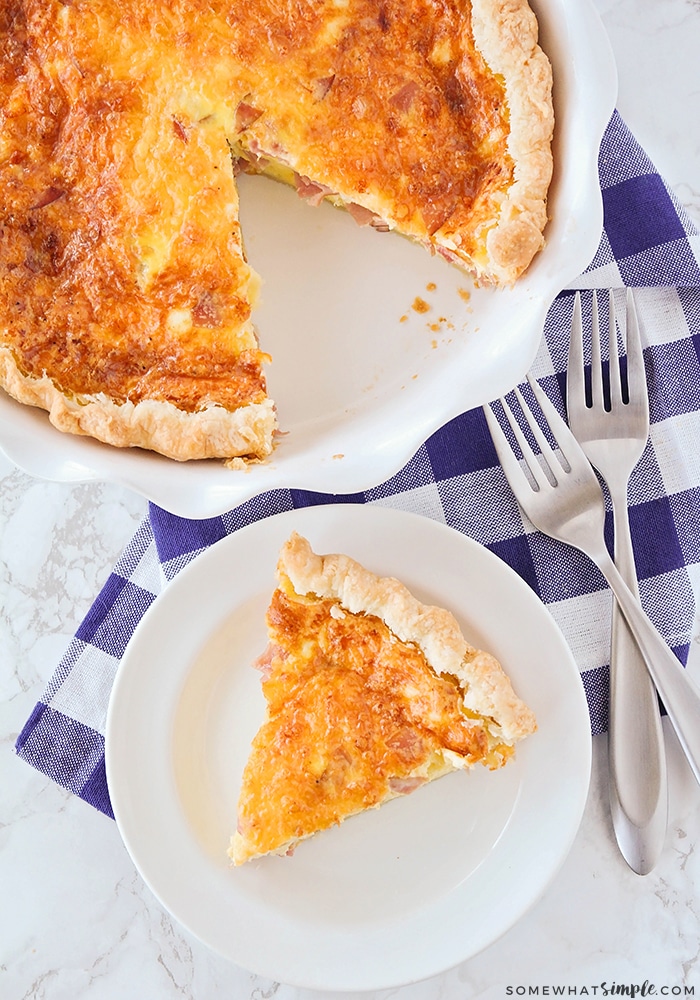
[483, 377, 700, 795]
[567, 290, 666, 875]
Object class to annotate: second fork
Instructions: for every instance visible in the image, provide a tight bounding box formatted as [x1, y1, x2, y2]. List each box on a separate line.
[567, 290, 667, 876]
[484, 377, 700, 795]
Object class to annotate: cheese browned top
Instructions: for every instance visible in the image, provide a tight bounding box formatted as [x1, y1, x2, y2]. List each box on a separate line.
[0, 0, 553, 461]
[229, 533, 537, 865]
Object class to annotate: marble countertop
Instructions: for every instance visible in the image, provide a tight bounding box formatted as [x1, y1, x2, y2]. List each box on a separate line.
[2, 1, 700, 997]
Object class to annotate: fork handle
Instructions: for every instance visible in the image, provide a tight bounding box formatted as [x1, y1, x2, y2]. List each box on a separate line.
[593, 547, 700, 787]
[608, 496, 667, 874]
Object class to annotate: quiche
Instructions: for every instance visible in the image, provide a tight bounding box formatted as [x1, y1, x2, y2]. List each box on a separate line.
[0, 0, 553, 462]
[229, 532, 536, 865]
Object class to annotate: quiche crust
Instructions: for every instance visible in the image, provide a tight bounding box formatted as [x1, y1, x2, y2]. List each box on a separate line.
[279, 531, 537, 743]
[470, 0, 554, 283]
[0, 346, 276, 461]
[229, 532, 536, 865]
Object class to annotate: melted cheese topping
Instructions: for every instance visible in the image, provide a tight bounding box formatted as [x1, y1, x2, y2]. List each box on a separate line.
[0, 0, 551, 460]
[1, 0, 266, 421]
[231, 584, 511, 864]
[226, 0, 513, 252]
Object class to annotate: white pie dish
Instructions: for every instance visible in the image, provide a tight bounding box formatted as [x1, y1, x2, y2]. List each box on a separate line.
[0, 0, 617, 518]
[105, 504, 592, 991]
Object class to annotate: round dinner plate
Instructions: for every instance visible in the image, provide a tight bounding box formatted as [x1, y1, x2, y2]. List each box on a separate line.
[0, 0, 617, 518]
[105, 504, 592, 991]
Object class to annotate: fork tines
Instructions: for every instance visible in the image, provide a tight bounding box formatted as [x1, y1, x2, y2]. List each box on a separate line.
[569, 289, 646, 412]
[485, 375, 577, 495]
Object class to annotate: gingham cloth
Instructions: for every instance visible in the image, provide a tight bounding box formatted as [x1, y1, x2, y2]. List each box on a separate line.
[15, 111, 700, 818]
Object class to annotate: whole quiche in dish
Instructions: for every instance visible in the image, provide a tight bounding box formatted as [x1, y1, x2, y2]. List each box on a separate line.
[0, 0, 553, 462]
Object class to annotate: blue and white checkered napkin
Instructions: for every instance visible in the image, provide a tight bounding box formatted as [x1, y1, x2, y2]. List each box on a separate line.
[15, 111, 700, 818]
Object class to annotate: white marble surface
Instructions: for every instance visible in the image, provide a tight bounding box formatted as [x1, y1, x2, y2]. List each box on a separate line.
[2, 1, 700, 997]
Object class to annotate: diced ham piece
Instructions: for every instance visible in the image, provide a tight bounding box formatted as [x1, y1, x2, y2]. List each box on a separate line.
[294, 174, 334, 207]
[253, 643, 287, 678]
[386, 727, 425, 756]
[390, 81, 419, 113]
[312, 74, 335, 101]
[370, 216, 391, 233]
[435, 244, 463, 265]
[388, 776, 427, 795]
[235, 101, 264, 133]
[172, 117, 189, 143]
[347, 202, 390, 232]
[247, 137, 290, 164]
[30, 187, 65, 210]
[420, 237, 464, 264]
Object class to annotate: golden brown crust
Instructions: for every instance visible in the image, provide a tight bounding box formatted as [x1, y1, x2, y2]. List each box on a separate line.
[280, 532, 536, 743]
[0, 0, 553, 460]
[0, 347, 275, 460]
[470, 0, 554, 283]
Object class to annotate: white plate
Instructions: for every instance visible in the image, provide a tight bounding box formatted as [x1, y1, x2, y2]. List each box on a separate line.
[106, 504, 591, 991]
[0, 0, 617, 518]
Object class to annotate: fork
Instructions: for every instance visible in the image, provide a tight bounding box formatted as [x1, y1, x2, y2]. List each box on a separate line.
[483, 376, 700, 793]
[567, 290, 666, 875]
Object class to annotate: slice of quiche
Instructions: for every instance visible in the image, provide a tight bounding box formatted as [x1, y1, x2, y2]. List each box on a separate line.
[0, 0, 553, 462]
[229, 532, 536, 865]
